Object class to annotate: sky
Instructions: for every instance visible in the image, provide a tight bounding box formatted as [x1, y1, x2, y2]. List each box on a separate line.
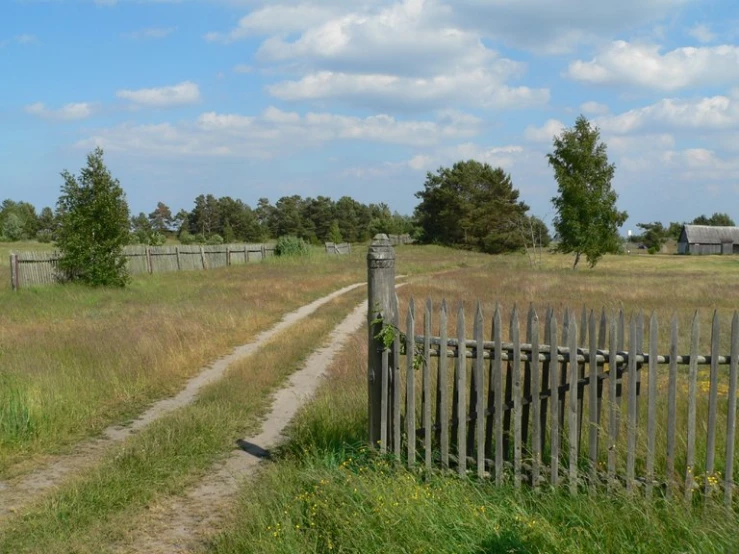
[2, 0, 738, 232]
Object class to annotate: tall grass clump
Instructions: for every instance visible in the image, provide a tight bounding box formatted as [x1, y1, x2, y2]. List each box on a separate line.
[275, 235, 310, 257]
[0, 374, 35, 444]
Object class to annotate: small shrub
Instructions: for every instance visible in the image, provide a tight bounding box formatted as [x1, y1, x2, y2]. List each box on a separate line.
[206, 234, 224, 245]
[648, 246, 659, 255]
[275, 235, 310, 257]
[179, 231, 195, 245]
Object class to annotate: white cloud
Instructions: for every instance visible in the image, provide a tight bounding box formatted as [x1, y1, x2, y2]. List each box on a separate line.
[524, 119, 566, 142]
[25, 102, 96, 120]
[76, 106, 482, 159]
[122, 27, 176, 40]
[597, 95, 739, 134]
[116, 81, 201, 108]
[233, 64, 253, 73]
[268, 70, 549, 110]
[0, 34, 38, 47]
[580, 101, 609, 115]
[688, 23, 715, 43]
[567, 41, 739, 91]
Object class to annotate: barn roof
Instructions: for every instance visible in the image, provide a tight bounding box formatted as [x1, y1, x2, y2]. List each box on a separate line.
[682, 225, 739, 244]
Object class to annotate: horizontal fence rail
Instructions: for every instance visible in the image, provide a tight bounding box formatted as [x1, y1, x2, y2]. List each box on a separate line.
[9, 243, 277, 290]
[377, 298, 739, 505]
[325, 242, 352, 255]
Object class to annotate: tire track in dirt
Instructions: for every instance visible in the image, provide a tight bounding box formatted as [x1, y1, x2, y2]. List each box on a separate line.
[113, 299, 370, 554]
[0, 283, 364, 520]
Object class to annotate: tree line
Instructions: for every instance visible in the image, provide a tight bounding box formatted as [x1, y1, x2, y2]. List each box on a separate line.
[631, 213, 736, 253]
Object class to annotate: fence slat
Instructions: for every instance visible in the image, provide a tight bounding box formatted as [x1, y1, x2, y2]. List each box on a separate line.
[522, 305, 534, 456]
[598, 308, 607, 350]
[666, 315, 679, 499]
[512, 306, 522, 488]
[558, 309, 570, 458]
[705, 311, 720, 496]
[467, 304, 479, 462]
[380, 346, 389, 455]
[540, 307, 552, 458]
[685, 311, 700, 502]
[646, 312, 658, 499]
[423, 299, 433, 470]
[626, 316, 638, 494]
[406, 299, 416, 467]
[437, 301, 450, 469]
[494, 304, 504, 485]
[725, 312, 738, 506]
[578, 306, 587, 454]
[530, 308, 541, 488]
[588, 310, 599, 482]
[607, 315, 618, 488]
[549, 314, 559, 486]
[456, 303, 467, 476]
[392, 294, 401, 459]
[475, 303, 485, 478]
[568, 318, 579, 495]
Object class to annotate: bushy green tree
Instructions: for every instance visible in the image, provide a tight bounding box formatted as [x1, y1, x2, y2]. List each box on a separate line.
[636, 221, 668, 251]
[414, 160, 529, 254]
[56, 148, 131, 287]
[691, 212, 735, 226]
[2, 213, 24, 241]
[548, 116, 627, 268]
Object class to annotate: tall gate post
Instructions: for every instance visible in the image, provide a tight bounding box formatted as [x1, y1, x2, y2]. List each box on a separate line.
[367, 233, 396, 448]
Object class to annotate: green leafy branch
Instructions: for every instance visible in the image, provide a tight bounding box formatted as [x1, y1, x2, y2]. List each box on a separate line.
[370, 312, 424, 371]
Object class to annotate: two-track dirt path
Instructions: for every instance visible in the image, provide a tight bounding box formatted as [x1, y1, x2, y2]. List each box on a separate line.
[0, 283, 364, 521]
[115, 299, 370, 554]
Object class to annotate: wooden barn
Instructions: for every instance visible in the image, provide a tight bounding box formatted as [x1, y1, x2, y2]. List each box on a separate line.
[678, 225, 739, 255]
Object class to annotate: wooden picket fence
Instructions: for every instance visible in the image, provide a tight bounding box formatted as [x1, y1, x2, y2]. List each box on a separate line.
[325, 242, 352, 255]
[376, 298, 738, 504]
[9, 243, 275, 290]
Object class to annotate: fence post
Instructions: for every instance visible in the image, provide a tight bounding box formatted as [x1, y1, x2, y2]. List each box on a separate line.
[200, 246, 207, 270]
[367, 233, 396, 449]
[261, 244, 267, 260]
[146, 247, 153, 274]
[10, 253, 18, 291]
[175, 247, 181, 271]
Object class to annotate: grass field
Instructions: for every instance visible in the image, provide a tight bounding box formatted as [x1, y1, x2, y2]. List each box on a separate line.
[1, 246, 738, 553]
[0, 244, 486, 476]
[208, 251, 739, 554]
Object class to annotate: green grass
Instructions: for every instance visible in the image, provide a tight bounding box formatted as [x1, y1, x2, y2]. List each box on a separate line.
[206, 251, 739, 554]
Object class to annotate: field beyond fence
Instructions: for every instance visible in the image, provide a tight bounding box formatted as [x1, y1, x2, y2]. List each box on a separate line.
[8, 243, 277, 289]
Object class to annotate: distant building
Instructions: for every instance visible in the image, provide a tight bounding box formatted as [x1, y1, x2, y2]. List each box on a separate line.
[678, 225, 739, 255]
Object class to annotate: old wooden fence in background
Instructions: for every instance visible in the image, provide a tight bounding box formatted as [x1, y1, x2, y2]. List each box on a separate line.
[9, 243, 276, 290]
[325, 242, 352, 255]
[366, 235, 738, 504]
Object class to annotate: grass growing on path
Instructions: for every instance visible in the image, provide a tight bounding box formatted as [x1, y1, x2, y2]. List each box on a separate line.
[0, 288, 367, 554]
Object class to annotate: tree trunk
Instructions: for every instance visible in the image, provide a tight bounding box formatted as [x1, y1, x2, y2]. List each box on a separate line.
[573, 251, 581, 269]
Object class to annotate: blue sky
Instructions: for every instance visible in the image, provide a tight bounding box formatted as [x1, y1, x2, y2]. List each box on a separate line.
[2, 0, 738, 231]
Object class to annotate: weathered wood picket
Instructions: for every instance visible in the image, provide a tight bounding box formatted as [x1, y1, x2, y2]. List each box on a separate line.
[366, 235, 739, 504]
[9, 243, 277, 289]
[325, 242, 352, 255]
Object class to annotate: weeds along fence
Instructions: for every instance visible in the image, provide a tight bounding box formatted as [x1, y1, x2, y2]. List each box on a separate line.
[325, 242, 352, 255]
[9, 243, 276, 290]
[366, 235, 739, 505]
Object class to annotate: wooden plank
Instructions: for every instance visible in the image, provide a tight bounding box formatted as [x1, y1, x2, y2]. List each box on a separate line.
[578, 306, 587, 456]
[10, 254, 17, 290]
[626, 316, 637, 494]
[559, 309, 570, 455]
[530, 308, 541, 488]
[598, 308, 607, 350]
[200, 246, 207, 270]
[540, 307, 552, 457]
[615, 310, 625, 441]
[494, 304, 504, 485]
[588, 310, 599, 483]
[607, 315, 618, 488]
[146, 247, 153, 274]
[549, 313, 559, 486]
[467, 304, 479, 461]
[705, 311, 720, 496]
[392, 294, 401, 459]
[521, 305, 534, 455]
[512, 306, 522, 488]
[725, 312, 738, 506]
[635, 312, 644, 427]
[685, 312, 699, 502]
[380, 346, 389, 454]
[423, 299, 433, 469]
[456, 303, 467, 476]
[666, 315, 678, 499]
[645, 312, 658, 499]
[406, 299, 416, 467]
[438, 301, 450, 469]
[475, 303, 485, 478]
[568, 318, 579, 495]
